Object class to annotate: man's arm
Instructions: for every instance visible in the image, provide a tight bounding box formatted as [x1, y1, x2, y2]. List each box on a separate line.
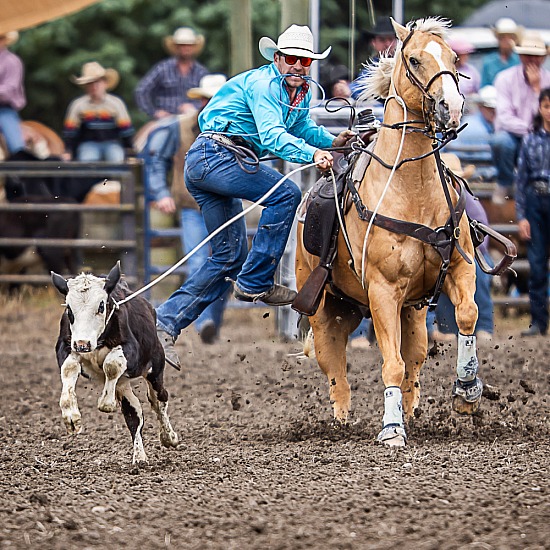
[0, 55, 25, 109]
[515, 135, 531, 240]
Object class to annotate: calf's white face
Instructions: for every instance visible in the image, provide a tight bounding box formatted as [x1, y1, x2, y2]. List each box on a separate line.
[65, 274, 110, 353]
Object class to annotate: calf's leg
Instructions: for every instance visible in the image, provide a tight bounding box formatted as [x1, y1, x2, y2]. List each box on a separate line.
[98, 346, 127, 413]
[146, 377, 179, 448]
[59, 354, 82, 434]
[116, 380, 147, 464]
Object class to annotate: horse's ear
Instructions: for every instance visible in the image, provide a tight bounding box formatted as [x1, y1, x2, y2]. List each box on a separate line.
[51, 271, 69, 296]
[391, 17, 409, 43]
[104, 261, 121, 294]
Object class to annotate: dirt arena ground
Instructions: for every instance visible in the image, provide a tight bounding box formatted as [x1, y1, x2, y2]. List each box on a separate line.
[0, 288, 548, 549]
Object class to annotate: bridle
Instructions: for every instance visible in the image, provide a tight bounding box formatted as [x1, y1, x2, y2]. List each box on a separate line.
[394, 26, 462, 135]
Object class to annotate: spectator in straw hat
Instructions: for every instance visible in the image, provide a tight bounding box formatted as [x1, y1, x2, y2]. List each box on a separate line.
[448, 39, 480, 97]
[481, 17, 522, 87]
[491, 32, 550, 203]
[0, 31, 26, 155]
[154, 24, 355, 369]
[135, 27, 209, 120]
[62, 62, 134, 162]
[140, 74, 228, 344]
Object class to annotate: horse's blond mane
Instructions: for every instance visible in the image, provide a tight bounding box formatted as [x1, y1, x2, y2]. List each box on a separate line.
[354, 17, 452, 102]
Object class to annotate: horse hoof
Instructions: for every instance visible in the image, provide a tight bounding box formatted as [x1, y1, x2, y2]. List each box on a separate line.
[377, 425, 407, 447]
[452, 395, 481, 415]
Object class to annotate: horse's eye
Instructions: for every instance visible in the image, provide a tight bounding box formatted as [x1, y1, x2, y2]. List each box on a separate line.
[67, 306, 75, 324]
[455, 56, 460, 65]
[409, 57, 420, 68]
[98, 301, 105, 314]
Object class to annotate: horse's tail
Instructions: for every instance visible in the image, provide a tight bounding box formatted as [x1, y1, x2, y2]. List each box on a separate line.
[297, 315, 316, 359]
[303, 327, 315, 359]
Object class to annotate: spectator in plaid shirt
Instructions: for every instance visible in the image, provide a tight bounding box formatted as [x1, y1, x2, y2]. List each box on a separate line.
[135, 27, 209, 120]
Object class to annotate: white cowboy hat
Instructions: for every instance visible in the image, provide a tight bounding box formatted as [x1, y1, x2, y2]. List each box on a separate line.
[70, 62, 120, 90]
[513, 32, 549, 56]
[187, 74, 227, 99]
[164, 27, 205, 55]
[0, 31, 19, 46]
[491, 17, 523, 41]
[259, 24, 331, 62]
[474, 85, 497, 109]
[441, 153, 475, 180]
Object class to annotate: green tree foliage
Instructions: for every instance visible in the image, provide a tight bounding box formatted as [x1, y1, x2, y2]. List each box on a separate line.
[13, 0, 489, 134]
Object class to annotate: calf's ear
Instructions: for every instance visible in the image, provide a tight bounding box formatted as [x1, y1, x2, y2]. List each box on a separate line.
[51, 271, 69, 296]
[104, 261, 121, 294]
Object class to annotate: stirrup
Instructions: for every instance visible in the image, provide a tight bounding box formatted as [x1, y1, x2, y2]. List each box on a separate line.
[452, 377, 483, 403]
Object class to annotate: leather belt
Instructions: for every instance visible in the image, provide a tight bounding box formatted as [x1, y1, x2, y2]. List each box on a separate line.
[205, 132, 236, 147]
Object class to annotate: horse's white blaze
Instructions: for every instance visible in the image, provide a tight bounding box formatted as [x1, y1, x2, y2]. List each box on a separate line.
[424, 40, 463, 122]
[66, 275, 109, 351]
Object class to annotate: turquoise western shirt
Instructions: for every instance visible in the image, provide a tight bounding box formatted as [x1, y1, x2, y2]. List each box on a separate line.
[198, 63, 335, 164]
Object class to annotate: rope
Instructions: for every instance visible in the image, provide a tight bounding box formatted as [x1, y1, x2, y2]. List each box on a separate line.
[360, 85, 408, 289]
[114, 161, 323, 307]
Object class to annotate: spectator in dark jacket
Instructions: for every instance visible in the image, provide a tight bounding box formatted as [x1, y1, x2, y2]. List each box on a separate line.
[63, 62, 134, 161]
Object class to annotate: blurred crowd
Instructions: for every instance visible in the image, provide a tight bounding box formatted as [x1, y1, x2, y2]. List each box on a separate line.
[1, 15, 549, 341]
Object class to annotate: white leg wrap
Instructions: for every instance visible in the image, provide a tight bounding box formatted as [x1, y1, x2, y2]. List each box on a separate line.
[382, 386, 404, 427]
[457, 333, 478, 382]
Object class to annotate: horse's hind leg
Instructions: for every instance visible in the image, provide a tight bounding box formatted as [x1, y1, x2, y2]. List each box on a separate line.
[444, 263, 483, 415]
[400, 306, 428, 420]
[310, 293, 361, 424]
[116, 381, 147, 464]
[146, 362, 179, 448]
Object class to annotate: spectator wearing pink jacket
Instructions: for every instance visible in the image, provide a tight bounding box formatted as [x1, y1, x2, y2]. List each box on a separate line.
[491, 33, 550, 203]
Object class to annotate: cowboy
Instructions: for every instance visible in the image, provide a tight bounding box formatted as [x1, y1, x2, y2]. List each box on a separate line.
[349, 16, 397, 100]
[491, 32, 550, 203]
[0, 31, 26, 155]
[481, 17, 522, 87]
[155, 24, 355, 369]
[62, 62, 134, 161]
[141, 74, 228, 345]
[135, 27, 209, 120]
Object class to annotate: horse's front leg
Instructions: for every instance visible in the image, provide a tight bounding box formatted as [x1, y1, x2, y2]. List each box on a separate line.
[444, 259, 483, 415]
[369, 284, 407, 447]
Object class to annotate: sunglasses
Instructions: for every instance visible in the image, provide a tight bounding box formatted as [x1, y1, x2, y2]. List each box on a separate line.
[280, 54, 313, 67]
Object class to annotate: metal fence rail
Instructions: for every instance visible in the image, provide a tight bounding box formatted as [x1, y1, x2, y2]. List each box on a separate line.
[0, 160, 138, 284]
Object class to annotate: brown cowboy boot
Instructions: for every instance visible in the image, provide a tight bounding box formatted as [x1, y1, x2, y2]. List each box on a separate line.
[156, 328, 181, 371]
[234, 283, 297, 306]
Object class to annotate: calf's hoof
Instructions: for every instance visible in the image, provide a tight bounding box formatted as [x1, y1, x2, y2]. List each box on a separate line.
[97, 397, 118, 413]
[63, 414, 82, 434]
[452, 377, 483, 415]
[377, 425, 407, 447]
[160, 428, 179, 448]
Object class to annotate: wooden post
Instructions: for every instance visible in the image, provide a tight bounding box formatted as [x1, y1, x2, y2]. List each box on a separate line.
[280, 0, 309, 31]
[230, 0, 253, 76]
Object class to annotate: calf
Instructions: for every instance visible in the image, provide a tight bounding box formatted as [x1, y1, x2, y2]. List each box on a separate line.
[51, 262, 178, 463]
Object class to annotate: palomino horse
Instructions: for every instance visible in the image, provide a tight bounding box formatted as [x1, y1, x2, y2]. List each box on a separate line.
[295, 18, 482, 446]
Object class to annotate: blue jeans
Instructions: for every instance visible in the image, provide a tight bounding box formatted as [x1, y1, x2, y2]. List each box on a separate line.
[76, 141, 125, 162]
[180, 208, 226, 334]
[433, 259, 494, 335]
[0, 107, 25, 154]
[525, 187, 550, 332]
[490, 131, 521, 189]
[156, 136, 302, 337]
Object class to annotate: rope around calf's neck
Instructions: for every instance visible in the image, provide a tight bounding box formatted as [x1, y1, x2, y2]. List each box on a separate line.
[114, 160, 323, 307]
